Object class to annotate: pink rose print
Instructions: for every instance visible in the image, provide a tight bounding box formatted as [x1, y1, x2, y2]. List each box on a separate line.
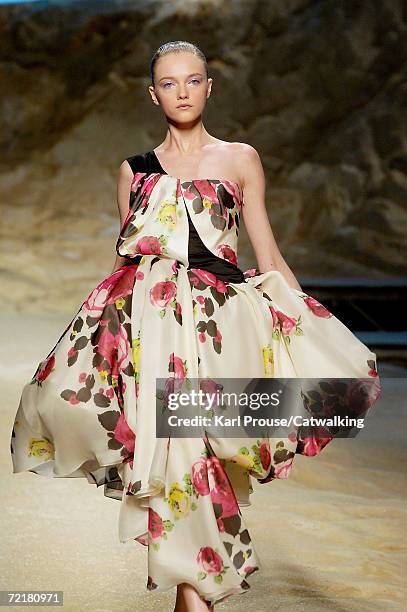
[149, 281, 177, 308]
[259, 441, 271, 470]
[185, 180, 215, 202]
[304, 296, 333, 318]
[148, 508, 164, 540]
[67, 390, 80, 405]
[216, 244, 237, 265]
[135, 533, 148, 546]
[223, 181, 242, 209]
[208, 457, 239, 518]
[35, 354, 55, 383]
[274, 460, 294, 478]
[143, 173, 163, 196]
[164, 375, 184, 403]
[190, 269, 228, 294]
[83, 266, 135, 316]
[196, 546, 224, 575]
[199, 379, 222, 409]
[113, 412, 135, 453]
[276, 310, 298, 336]
[169, 353, 187, 379]
[191, 458, 210, 496]
[136, 236, 162, 255]
[84, 285, 111, 316]
[268, 306, 278, 329]
[243, 267, 258, 278]
[301, 437, 331, 457]
[97, 325, 130, 379]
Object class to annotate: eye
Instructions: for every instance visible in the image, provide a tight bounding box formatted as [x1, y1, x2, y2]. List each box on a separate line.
[163, 82, 173, 88]
[189, 78, 200, 85]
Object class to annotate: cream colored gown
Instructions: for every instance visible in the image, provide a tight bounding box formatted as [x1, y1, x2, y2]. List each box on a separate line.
[10, 150, 381, 606]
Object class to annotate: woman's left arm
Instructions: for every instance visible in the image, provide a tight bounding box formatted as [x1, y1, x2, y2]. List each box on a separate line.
[239, 144, 303, 291]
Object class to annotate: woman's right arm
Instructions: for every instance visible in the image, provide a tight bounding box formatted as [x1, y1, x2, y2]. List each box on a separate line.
[111, 160, 134, 274]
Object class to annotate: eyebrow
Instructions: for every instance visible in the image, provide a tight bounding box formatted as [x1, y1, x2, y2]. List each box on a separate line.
[158, 73, 204, 82]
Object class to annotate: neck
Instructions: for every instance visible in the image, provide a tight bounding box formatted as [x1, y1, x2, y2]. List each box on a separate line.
[158, 124, 215, 156]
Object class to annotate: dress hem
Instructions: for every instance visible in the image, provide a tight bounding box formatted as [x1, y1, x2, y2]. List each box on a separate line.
[146, 565, 261, 606]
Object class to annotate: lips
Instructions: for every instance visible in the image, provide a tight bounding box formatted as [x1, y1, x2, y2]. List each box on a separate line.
[177, 104, 192, 108]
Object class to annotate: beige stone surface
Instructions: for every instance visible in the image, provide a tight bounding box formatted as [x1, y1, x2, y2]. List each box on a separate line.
[1, 316, 406, 611]
[1, 1, 406, 314]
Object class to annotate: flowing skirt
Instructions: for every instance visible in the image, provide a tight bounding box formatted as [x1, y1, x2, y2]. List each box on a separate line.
[10, 255, 381, 605]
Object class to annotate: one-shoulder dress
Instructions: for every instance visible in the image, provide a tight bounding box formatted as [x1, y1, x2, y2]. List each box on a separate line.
[10, 150, 382, 605]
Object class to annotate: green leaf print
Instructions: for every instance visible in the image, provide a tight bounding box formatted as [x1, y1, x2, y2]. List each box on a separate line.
[163, 520, 174, 531]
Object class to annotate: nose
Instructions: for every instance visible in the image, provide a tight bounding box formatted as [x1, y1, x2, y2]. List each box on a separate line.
[177, 84, 189, 99]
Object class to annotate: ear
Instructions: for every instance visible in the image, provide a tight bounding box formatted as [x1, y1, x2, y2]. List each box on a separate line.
[207, 78, 213, 99]
[148, 85, 160, 106]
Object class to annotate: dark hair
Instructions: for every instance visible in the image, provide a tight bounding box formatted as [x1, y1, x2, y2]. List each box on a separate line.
[150, 41, 209, 87]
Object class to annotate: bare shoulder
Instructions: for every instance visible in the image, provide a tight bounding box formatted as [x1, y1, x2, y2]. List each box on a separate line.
[228, 142, 264, 189]
[118, 159, 134, 181]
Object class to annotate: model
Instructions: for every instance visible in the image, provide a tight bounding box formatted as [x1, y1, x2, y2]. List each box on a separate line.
[10, 41, 381, 611]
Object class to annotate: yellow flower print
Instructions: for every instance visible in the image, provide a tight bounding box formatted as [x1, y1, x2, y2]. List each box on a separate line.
[115, 297, 125, 310]
[132, 337, 140, 372]
[158, 202, 177, 229]
[167, 482, 191, 518]
[99, 370, 109, 383]
[28, 437, 55, 461]
[262, 344, 274, 376]
[140, 257, 145, 265]
[112, 375, 118, 388]
[202, 197, 212, 209]
[231, 452, 255, 471]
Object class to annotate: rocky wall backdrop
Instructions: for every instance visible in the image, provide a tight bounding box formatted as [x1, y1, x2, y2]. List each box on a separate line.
[1, 0, 406, 313]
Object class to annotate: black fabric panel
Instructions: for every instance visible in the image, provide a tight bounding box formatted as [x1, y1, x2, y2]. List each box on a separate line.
[126, 151, 162, 174]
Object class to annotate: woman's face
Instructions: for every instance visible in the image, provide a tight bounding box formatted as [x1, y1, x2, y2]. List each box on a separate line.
[149, 52, 212, 121]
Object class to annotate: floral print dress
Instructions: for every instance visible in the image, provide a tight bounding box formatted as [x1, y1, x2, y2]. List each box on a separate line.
[10, 151, 382, 606]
